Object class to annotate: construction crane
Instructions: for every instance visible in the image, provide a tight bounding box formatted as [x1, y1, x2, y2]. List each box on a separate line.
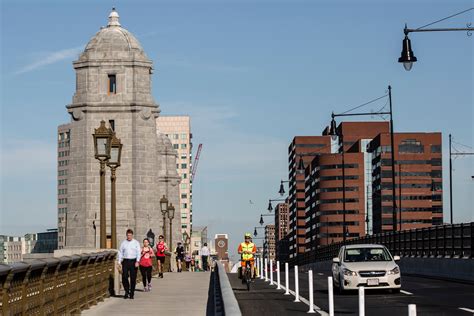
[191, 144, 203, 182]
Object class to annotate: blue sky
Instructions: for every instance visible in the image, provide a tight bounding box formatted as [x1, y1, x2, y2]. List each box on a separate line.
[1, 0, 472, 258]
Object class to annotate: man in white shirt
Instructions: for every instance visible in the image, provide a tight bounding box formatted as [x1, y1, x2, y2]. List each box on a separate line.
[118, 229, 141, 299]
[200, 243, 210, 271]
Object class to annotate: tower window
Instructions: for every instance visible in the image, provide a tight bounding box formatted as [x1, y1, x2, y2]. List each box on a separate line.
[108, 74, 116, 94]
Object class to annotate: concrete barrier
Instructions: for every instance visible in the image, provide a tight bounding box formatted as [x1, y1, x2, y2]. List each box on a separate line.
[303, 257, 474, 284]
[216, 261, 242, 316]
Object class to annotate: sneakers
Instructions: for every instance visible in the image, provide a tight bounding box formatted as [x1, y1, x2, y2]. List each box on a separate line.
[147, 283, 152, 292]
[143, 286, 148, 292]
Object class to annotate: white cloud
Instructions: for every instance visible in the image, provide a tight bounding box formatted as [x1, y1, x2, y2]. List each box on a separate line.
[15, 46, 83, 75]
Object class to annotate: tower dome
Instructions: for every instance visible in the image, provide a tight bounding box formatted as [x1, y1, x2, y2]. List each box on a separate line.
[78, 8, 149, 62]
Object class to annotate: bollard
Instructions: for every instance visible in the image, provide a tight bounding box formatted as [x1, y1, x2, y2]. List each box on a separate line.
[294, 265, 300, 302]
[270, 259, 274, 285]
[359, 286, 365, 316]
[260, 257, 264, 279]
[284, 262, 290, 295]
[308, 270, 315, 313]
[408, 304, 417, 316]
[276, 261, 281, 289]
[328, 277, 334, 316]
[263, 258, 268, 282]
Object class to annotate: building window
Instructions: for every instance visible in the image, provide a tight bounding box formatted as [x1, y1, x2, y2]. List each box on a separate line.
[182, 173, 187, 179]
[182, 203, 187, 209]
[181, 193, 187, 199]
[108, 74, 116, 94]
[399, 139, 424, 153]
[180, 144, 187, 149]
[181, 163, 187, 169]
[431, 145, 441, 153]
[181, 183, 187, 189]
[173, 144, 179, 149]
[181, 133, 187, 139]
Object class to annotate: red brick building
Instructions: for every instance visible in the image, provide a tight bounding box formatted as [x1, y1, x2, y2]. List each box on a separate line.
[367, 133, 443, 233]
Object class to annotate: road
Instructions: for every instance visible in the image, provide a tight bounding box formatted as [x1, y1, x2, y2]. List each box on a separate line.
[279, 266, 474, 316]
[228, 272, 310, 315]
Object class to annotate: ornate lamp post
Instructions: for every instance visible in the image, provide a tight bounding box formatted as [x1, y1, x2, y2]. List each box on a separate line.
[160, 195, 169, 241]
[167, 203, 175, 250]
[107, 133, 122, 249]
[93, 120, 113, 249]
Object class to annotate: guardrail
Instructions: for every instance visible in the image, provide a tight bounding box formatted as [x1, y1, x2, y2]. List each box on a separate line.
[212, 261, 241, 316]
[288, 222, 473, 266]
[0, 251, 116, 315]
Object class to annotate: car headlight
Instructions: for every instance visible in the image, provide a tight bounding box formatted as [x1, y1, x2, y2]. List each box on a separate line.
[387, 267, 400, 275]
[343, 268, 357, 276]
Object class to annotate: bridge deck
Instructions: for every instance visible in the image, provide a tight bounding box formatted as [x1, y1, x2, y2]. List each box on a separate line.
[82, 271, 211, 315]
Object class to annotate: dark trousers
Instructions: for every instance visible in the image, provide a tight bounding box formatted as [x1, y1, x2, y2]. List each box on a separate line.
[122, 259, 137, 296]
[202, 256, 208, 271]
[140, 266, 152, 287]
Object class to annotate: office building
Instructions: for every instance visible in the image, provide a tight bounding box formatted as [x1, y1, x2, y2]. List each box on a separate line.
[264, 224, 276, 260]
[57, 124, 71, 249]
[156, 116, 193, 242]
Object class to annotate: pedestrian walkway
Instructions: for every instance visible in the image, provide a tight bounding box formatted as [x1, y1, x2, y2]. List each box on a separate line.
[82, 272, 211, 316]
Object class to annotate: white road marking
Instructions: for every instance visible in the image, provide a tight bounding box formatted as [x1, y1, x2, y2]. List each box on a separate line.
[458, 307, 474, 313]
[400, 290, 413, 295]
[279, 285, 329, 316]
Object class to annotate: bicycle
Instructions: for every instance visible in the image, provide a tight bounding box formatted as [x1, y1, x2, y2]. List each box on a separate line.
[243, 260, 252, 291]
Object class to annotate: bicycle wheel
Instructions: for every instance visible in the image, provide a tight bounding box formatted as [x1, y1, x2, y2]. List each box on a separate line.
[246, 270, 251, 291]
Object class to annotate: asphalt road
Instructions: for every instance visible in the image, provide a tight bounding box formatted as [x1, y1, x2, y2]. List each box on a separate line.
[282, 266, 474, 316]
[228, 272, 310, 316]
[230, 266, 474, 315]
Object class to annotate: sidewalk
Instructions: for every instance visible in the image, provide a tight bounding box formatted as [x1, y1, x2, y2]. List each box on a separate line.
[82, 271, 211, 315]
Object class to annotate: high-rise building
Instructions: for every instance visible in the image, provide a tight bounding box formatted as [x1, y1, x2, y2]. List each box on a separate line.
[156, 116, 193, 242]
[274, 202, 289, 241]
[368, 133, 443, 233]
[0, 234, 37, 264]
[58, 9, 181, 249]
[264, 224, 276, 260]
[287, 136, 331, 259]
[57, 124, 71, 249]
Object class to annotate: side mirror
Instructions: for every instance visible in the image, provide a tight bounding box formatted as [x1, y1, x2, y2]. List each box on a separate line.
[332, 257, 340, 264]
[393, 255, 400, 261]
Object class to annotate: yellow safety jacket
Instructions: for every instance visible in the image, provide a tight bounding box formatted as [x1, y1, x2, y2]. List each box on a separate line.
[240, 242, 255, 261]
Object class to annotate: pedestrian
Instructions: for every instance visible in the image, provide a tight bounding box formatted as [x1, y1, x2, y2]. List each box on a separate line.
[139, 238, 154, 292]
[200, 243, 210, 271]
[190, 258, 196, 272]
[184, 253, 192, 271]
[155, 235, 168, 278]
[175, 242, 185, 272]
[118, 228, 141, 299]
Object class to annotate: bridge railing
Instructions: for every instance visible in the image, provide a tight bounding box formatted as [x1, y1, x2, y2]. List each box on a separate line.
[0, 251, 116, 315]
[287, 222, 473, 266]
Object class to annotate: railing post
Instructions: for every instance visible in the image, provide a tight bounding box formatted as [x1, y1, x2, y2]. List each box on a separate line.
[270, 259, 274, 285]
[294, 265, 300, 302]
[359, 286, 365, 316]
[308, 270, 315, 313]
[285, 262, 289, 295]
[328, 277, 334, 316]
[264, 258, 268, 281]
[260, 257, 264, 280]
[276, 260, 281, 289]
[408, 304, 417, 316]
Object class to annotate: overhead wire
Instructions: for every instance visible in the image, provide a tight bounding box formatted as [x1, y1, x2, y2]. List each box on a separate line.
[416, 7, 474, 30]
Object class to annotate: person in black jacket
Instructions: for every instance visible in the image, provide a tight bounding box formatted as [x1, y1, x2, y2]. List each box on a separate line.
[175, 242, 185, 272]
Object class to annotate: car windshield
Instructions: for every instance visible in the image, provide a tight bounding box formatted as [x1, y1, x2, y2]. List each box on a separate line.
[344, 247, 392, 262]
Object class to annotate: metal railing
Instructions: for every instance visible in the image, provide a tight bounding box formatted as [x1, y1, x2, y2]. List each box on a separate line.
[0, 251, 116, 315]
[287, 222, 473, 266]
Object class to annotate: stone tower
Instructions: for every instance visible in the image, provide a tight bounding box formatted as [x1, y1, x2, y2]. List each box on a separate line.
[63, 9, 181, 249]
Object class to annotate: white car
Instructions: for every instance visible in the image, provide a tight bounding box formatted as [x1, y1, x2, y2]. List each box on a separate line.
[332, 244, 401, 293]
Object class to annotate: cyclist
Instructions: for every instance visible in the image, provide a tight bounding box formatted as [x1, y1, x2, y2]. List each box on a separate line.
[238, 233, 257, 282]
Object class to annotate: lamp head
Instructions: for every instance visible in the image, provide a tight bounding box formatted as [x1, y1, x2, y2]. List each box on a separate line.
[398, 35, 417, 71]
[297, 155, 305, 174]
[267, 200, 273, 212]
[254, 228, 258, 237]
[160, 195, 169, 213]
[278, 181, 285, 196]
[329, 116, 337, 136]
[259, 215, 264, 226]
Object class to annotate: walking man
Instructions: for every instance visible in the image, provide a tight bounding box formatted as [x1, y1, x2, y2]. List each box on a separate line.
[200, 243, 210, 271]
[118, 229, 141, 299]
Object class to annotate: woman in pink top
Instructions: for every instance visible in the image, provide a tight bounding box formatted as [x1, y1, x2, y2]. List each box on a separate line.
[139, 238, 154, 291]
[155, 235, 168, 278]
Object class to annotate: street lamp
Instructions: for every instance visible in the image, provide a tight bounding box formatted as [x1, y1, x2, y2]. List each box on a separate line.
[267, 198, 286, 213]
[328, 119, 348, 243]
[398, 8, 473, 71]
[259, 214, 273, 226]
[278, 180, 289, 196]
[168, 203, 175, 250]
[160, 195, 169, 241]
[93, 120, 113, 249]
[107, 132, 122, 249]
[329, 86, 397, 233]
